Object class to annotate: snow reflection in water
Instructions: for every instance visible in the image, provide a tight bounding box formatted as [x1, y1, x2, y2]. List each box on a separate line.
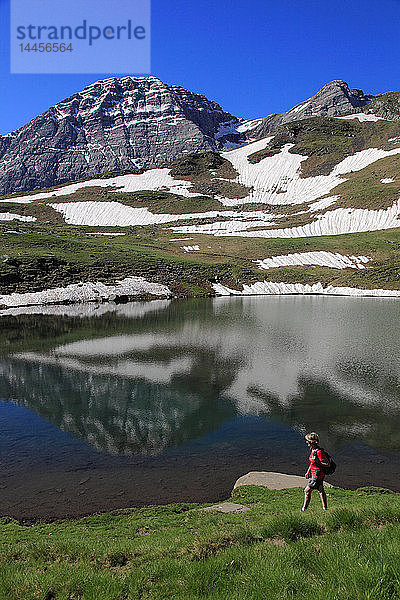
[0, 295, 399, 456]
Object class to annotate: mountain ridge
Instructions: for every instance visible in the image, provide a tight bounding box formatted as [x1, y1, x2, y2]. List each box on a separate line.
[0, 76, 242, 195]
[0, 76, 399, 304]
[243, 79, 376, 141]
[0, 77, 389, 196]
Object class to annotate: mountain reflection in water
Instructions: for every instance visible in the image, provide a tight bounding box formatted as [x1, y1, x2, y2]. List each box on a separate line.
[0, 296, 399, 456]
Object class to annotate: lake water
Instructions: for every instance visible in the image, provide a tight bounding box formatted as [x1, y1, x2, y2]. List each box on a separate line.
[0, 295, 399, 520]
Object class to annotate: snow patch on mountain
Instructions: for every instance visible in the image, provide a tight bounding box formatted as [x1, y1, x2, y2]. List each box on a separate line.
[336, 113, 385, 122]
[289, 101, 310, 114]
[236, 118, 264, 133]
[171, 216, 278, 235]
[212, 200, 400, 238]
[0, 212, 36, 222]
[255, 251, 370, 270]
[0, 198, 32, 204]
[308, 197, 338, 211]
[219, 140, 400, 206]
[213, 281, 400, 298]
[3, 168, 199, 203]
[49, 202, 275, 227]
[181, 245, 200, 252]
[0, 277, 172, 308]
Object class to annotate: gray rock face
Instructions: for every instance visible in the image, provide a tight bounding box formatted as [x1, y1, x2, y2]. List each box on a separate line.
[248, 80, 375, 140]
[0, 77, 375, 196]
[363, 91, 400, 120]
[0, 76, 240, 195]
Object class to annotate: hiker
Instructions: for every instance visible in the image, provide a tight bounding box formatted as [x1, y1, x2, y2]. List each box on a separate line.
[301, 432, 329, 511]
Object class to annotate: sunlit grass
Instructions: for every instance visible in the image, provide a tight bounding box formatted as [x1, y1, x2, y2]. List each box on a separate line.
[0, 487, 400, 599]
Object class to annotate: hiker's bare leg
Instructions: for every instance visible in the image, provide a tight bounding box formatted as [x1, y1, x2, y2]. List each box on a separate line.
[302, 486, 311, 511]
[319, 488, 327, 510]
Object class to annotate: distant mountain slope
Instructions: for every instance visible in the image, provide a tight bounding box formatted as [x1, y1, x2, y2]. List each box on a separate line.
[3, 116, 400, 240]
[245, 80, 375, 140]
[361, 91, 400, 120]
[0, 77, 399, 304]
[0, 77, 379, 196]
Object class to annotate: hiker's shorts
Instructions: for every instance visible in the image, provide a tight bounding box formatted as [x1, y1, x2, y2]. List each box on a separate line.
[307, 477, 324, 491]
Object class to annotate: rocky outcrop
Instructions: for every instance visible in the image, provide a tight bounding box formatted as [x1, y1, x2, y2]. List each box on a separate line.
[362, 91, 400, 120]
[248, 80, 375, 139]
[0, 76, 241, 196]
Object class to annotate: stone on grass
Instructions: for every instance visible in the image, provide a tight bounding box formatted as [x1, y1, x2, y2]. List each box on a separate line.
[202, 502, 251, 514]
[233, 471, 333, 491]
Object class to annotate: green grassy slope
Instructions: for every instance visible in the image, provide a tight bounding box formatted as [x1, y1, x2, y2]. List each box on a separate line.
[248, 117, 400, 177]
[0, 225, 399, 297]
[320, 154, 400, 210]
[1, 486, 400, 599]
[0, 136, 399, 299]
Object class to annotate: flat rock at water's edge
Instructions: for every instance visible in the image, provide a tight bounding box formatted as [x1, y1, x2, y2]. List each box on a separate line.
[202, 502, 251, 514]
[234, 471, 333, 490]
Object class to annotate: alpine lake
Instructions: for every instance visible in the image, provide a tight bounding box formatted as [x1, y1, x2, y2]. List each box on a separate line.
[0, 295, 399, 521]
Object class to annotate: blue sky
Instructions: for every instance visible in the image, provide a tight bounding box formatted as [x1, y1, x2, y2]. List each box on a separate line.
[1, 0, 400, 135]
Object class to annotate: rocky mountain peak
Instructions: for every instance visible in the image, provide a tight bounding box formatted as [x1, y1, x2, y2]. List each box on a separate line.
[244, 80, 375, 140]
[304, 79, 375, 112]
[0, 77, 381, 196]
[0, 76, 240, 196]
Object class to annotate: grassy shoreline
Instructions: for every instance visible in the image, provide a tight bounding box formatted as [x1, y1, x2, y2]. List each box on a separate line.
[0, 225, 399, 301]
[1, 485, 400, 599]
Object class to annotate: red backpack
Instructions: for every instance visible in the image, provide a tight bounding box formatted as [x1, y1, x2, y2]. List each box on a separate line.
[313, 448, 337, 475]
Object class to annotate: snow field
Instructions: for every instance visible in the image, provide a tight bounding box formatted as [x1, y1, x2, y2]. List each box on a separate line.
[255, 251, 370, 270]
[171, 217, 278, 235]
[219, 140, 400, 207]
[288, 101, 310, 114]
[49, 202, 278, 227]
[236, 118, 263, 133]
[212, 200, 400, 239]
[3, 168, 200, 203]
[213, 281, 400, 298]
[0, 277, 172, 308]
[0, 198, 32, 204]
[181, 245, 200, 252]
[0, 212, 36, 222]
[336, 113, 385, 122]
[308, 197, 338, 211]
